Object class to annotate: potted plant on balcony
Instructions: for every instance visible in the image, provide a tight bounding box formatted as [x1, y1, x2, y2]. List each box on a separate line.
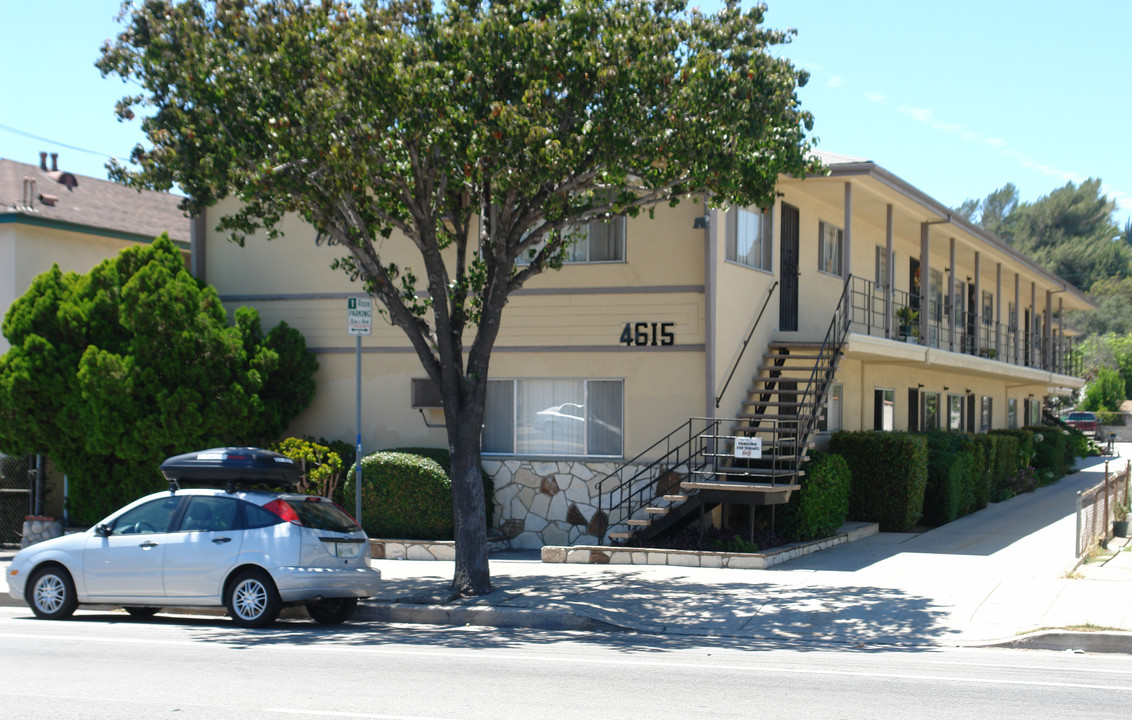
[896, 306, 920, 342]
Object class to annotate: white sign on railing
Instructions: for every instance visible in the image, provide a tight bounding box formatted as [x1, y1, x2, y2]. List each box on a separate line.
[733, 436, 762, 460]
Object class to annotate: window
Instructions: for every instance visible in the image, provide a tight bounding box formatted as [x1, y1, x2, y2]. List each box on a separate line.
[110, 497, 181, 535]
[483, 379, 624, 457]
[874, 388, 895, 431]
[922, 392, 941, 431]
[1028, 397, 1042, 426]
[875, 246, 889, 290]
[727, 207, 772, 270]
[518, 218, 626, 265]
[818, 221, 843, 276]
[179, 496, 239, 533]
[948, 394, 965, 431]
[982, 291, 994, 326]
[818, 383, 842, 432]
[1008, 398, 1018, 428]
[981, 396, 993, 433]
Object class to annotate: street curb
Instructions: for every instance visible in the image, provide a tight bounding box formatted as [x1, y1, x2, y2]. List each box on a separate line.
[967, 630, 1132, 654]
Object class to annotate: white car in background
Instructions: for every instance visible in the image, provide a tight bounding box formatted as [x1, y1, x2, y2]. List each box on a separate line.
[5, 447, 381, 628]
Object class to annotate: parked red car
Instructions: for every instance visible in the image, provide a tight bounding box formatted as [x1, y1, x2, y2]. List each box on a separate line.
[1065, 411, 1098, 437]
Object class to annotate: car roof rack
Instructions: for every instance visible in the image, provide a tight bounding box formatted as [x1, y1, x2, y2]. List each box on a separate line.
[160, 447, 303, 494]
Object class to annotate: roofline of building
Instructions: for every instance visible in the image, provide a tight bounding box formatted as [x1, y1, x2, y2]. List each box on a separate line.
[811, 160, 1098, 311]
[0, 212, 190, 250]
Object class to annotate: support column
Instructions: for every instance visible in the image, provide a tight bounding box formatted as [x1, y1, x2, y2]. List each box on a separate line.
[995, 263, 1002, 359]
[1030, 281, 1037, 368]
[843, 182, 852, 280]
[1013, 273, 1021, 365]
[1044, 289, 1053, 371]
[973, 251, 982, 355]
[1058, 297, 1065, 373]
[920, 223, 930, 346]
[948, 238, 957, 352]
[885, 204, 894, 339]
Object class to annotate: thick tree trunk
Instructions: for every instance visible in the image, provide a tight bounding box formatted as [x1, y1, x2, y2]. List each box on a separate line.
[447, 412, 491, 595]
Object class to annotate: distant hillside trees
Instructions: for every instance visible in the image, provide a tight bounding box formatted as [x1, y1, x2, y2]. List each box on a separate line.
[957, 179, 1131, 335]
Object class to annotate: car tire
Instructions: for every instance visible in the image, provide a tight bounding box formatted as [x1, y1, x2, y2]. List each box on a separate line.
[124, 606, 161, 619]
[28, 565, 78, 620]
[306, 597, 358, 625]
[226, 569, 282, 628]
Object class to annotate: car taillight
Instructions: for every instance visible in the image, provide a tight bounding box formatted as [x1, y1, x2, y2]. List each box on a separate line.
[263, 499, 302, 525]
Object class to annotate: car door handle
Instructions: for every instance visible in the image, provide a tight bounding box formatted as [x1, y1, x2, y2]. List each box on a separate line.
[139, 541, 158, 549]
[212, 537, 232, 544]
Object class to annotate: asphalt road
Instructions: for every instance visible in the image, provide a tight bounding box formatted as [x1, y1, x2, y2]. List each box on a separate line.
[2, 606, 1131, 720]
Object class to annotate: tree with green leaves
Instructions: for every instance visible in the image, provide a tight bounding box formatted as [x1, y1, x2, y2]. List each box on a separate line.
[98, 0, 818, 594]
[0, 235, 318, 524]
[1082, 366, 1126, 412]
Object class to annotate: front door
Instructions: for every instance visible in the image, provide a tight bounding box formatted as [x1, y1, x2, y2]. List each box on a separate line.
[779, 202, 800, 331]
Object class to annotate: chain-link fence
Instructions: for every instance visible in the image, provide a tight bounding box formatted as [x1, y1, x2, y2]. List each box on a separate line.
[0, 454, 32, 547]
[1076, 460, 1131, 558]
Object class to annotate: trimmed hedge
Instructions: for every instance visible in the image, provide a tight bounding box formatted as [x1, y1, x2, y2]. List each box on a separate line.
[1097, 411, 1125, 427]
[968, 434, 995, 512]
[990, 429, 1035, 474]
[830, 431, 927, 532]
[343, 452, 454, 539]
[924, 450, 965, 525]
[779, 450, 851, 542]
[386, 446, 495, 528]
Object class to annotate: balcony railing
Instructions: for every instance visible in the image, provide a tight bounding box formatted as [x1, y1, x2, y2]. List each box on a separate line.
[847, 276, 1082, 377]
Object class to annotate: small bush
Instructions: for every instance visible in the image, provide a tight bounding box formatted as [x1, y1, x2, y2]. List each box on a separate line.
[1026, 426, 1069, 481]
[270, 436, 346, 503]
[923, 451, 965, 525]
[342, 452, 454, 540]
[779, 450, 851, 542]
[990, 429, 1035, 472]
[387, 446, 494, 529]
[831, 431, 927, 532]
[1097, 411, 1126, 427]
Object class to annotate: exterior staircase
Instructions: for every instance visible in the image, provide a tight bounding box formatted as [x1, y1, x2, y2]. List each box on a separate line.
[597, 278, 851, 544]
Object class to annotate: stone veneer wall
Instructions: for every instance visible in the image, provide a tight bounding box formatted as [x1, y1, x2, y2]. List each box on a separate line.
[484, 459, 649, 549]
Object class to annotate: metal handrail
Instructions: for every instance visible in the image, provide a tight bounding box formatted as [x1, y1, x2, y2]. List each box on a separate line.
[716, 281, 778, 408]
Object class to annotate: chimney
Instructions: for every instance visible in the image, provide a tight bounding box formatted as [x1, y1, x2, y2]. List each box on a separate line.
[50, 153, 58, 172]
[39, 152, 48, 171]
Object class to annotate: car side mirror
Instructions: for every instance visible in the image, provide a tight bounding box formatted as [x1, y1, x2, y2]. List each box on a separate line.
[95, 523, 112, 538]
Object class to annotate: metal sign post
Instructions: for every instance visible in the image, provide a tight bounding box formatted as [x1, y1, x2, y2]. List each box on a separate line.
[347, 298, 372, 524]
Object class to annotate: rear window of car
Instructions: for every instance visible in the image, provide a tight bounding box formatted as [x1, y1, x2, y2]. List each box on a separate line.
[1069, 413, 1095, 421]
[285, 499, 360, 533]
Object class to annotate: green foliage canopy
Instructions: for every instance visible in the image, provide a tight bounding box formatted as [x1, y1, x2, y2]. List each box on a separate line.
[1082, 366, 1126, 412]
[97, 0, 818, 594]
[0, 235, 318, 523]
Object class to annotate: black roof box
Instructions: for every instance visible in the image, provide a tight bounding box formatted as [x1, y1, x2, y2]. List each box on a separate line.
[160, 447, 302, 488]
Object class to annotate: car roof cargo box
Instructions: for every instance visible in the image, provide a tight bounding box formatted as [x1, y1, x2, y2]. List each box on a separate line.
[160, 447, 302, 489]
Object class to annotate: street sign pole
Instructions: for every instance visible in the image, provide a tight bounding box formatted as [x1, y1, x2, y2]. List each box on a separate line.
[347, 297, 373, 525]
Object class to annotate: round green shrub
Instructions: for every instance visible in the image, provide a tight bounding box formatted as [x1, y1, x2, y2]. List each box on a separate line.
[342, 452, 454, 540]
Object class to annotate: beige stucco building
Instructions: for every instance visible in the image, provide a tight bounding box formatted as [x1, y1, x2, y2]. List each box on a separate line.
[195, 150, 1095, 548]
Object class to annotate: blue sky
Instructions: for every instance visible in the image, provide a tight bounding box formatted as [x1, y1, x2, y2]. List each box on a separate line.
[2, 0, 1129, 228]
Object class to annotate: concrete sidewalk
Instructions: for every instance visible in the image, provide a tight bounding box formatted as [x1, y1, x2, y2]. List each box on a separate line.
[4, 445, 1132, 652]
[360, 445, 1132, 651]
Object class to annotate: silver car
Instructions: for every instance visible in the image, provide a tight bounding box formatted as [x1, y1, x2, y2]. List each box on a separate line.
[6, 449, 381, 627]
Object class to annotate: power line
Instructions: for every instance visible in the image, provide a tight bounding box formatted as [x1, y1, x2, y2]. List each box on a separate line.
[0, 121, 130, 163]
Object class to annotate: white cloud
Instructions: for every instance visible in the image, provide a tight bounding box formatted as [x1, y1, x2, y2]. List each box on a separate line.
[827, 75, 845, 88]
[864, 91, 886, 104]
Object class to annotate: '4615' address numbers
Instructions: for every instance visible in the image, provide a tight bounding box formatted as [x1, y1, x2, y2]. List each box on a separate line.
[620, 322, 674, 347]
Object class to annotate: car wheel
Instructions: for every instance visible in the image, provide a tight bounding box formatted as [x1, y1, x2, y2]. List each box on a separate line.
[28, 566, 77, 620]
[226, 569, 281, 628]
[124, 606, 161, 619]
[306, 597, 358, 625]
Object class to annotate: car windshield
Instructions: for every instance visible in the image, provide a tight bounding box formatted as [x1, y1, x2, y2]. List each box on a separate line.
[285, 499, 360, 533]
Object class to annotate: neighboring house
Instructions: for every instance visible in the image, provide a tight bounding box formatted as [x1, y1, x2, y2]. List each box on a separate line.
[195, 149, 1095, 548]
[0, 152, 190, 353]
[0, 152, 189, 531]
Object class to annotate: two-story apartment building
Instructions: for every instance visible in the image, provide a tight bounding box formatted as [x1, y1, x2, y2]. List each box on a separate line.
[195, 150, 1095, 548]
